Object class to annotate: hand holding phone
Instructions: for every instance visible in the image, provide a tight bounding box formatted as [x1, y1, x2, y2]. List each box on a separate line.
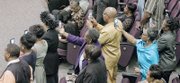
[114, 18, 119, 29]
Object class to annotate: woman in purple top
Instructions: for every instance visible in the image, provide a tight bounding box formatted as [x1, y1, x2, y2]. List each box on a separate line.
[59, 27, 101, 74]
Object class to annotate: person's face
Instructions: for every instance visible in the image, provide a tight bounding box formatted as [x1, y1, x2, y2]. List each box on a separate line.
[103, 11, 109, 22]
[83, 52, 89, 60]
[84, 31, 92, 44]
[141, 32, 149, 42]
[124, 5, 129, 14]
[146, 70, 151, 82]
[4, 50, 10, 62]
[162, 20, 169, 31]
[70, 2, 79, 12]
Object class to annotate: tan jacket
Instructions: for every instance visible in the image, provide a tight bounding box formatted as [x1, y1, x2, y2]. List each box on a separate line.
[96, 20, 123, 77]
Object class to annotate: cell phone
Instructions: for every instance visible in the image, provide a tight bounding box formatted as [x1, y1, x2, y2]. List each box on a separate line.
[88, 12, 93, 20]
[59, 21, 62, 28]
[10, 38, 15, 44]
[114, 18, 119, 29]
[24, 30, 28, 34]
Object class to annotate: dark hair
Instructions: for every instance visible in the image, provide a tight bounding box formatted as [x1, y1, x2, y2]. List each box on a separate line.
[52, 10, 71, 23]
[85, 44, 101, 61]
[165, 17, 180, 32]
[149, 64, 162, 80]
[6, 44, 20, 58]
[147, 28, 158, 41]
[87, 28, 100, 43]
[40, 11, 59, 29]
[29, 24, 45, 38]
[20, 32, 36, 50]
[127, 3, 137, 14]
[70, 0, 79, 7]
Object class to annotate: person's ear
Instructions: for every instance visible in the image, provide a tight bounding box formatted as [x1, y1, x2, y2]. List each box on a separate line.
[5, 53, 11, 61]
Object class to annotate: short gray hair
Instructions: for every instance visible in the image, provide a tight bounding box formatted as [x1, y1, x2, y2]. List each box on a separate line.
[88, 28, 100, 43]
[147, 28, 158, 41]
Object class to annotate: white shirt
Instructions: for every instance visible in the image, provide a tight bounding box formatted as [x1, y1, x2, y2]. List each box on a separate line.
[79, 52, 85, 70]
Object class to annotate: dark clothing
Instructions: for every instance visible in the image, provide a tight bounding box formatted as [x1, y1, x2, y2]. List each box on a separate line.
[64, 22, 80, 36]
[67, 34, 101, 74]
[118, 14, 135, 32]
[162, 70, 173, 82]
[93, 0, 118, 25]
[7, 60, 31, 83]
[118, 14, 135, 42]
[75, 59, 107, 83]
[93, 0, 108, 25]
[48, 0, 69, 12]
[20, 51, 36, 73]
[158, 31, 177, 71]
[42, 29, 59, 83]
[46, 74, 58, 83]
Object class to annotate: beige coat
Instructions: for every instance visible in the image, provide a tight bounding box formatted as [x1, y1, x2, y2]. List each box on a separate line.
[96, 20, 123, 83]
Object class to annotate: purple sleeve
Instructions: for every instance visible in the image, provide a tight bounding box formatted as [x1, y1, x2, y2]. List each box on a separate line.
[67, 34, 85, 46]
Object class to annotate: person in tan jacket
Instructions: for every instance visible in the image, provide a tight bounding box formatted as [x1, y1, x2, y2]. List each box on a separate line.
[88, 7, 123, 83]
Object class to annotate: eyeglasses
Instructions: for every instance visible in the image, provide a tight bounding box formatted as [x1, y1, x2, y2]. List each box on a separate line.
[103, 12, 109, 17]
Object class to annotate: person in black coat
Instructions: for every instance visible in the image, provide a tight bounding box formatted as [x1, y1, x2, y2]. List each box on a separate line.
[48, 0, 69, 12]
[75, 44, 107, 83]
[93, 0, 118, 25]
[40, 11, 59, 83]
[158, 17, 180, 82]
[0, 43, 31, 83]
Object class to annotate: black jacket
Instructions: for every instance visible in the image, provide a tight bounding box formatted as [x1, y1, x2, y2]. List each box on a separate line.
[42, 29, 59, 75]
[75, 58, 107, 83]
[158, 31, 177, 71]
[7, 60, 31, 83]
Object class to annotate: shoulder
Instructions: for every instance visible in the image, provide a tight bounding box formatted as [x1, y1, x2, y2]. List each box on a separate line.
[4, 70, 14, 76]
[159, 33, 175, 41]
[136, 39, 143, 44]
[1, 70, 15, 82]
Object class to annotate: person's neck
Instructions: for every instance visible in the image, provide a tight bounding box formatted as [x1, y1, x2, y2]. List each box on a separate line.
[126, 12, 132, 17]
[7, 57, 18, 62]
[23, 49, 32, 54]
[36, 38, 42, 43]
[145, 40, 152, 47]
[163, 30, 170, 33]
[107, 19, 114, 23]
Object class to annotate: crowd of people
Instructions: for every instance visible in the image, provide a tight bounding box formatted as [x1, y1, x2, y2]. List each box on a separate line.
[0, 0, 179, 83]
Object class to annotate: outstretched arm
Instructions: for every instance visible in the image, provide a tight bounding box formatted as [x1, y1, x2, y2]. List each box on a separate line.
[117, 26, 137, 45]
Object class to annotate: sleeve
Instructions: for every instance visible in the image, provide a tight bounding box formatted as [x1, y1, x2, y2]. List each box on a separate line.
[83, 73, 97, 83]
[0, 71, 15, 83]
[98, 31, 110, 46]
[123, 18, 133, 31]
[29, 66, 33, 82]
[42, 34, 53, 47]
[157, 37, 167, 52]
[140, 68, 147, 79]
[95, 24, 104, 31]
[144, 0, 157, 15]
[67, 34, 85, 46]
[135, 39, 142, 47]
